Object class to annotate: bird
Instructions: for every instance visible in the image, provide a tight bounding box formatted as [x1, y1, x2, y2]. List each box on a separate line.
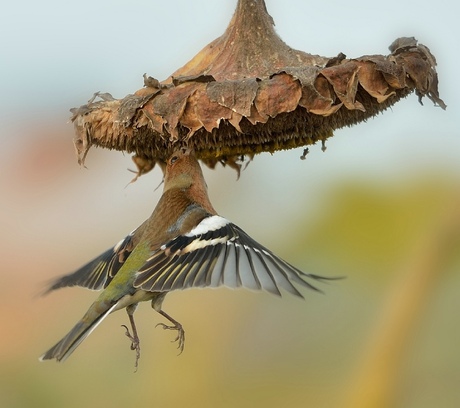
[40, 147, 335, 368]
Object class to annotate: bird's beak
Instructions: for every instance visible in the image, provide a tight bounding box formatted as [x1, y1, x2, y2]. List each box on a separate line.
[180, 147, 194, 156]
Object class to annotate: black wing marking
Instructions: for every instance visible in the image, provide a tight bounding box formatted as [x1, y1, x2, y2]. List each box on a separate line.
[134, 216, 334, 297]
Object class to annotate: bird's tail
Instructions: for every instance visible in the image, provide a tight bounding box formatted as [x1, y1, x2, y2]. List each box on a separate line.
[39, 301, 117, 362]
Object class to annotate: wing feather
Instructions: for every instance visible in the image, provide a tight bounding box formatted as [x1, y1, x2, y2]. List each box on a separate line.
[192, 244, 220, 288]
[182, 247, 209, 289]
[208, 239, 229, 288]
[245, 246, 281, 296]
[134, 215, 333, 297]
[170, 251, 202, 290]
[43, 230, 138, 293]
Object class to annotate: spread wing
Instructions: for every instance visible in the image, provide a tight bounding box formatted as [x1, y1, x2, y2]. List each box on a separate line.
[134, 215, 331, 297]
[43, 224, 144, 293]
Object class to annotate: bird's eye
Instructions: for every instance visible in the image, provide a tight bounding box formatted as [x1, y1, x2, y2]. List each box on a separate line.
[170, 156, 178, 165]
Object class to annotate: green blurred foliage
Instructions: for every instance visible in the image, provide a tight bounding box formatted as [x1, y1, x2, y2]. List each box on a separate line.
[296, 178, 458, 280]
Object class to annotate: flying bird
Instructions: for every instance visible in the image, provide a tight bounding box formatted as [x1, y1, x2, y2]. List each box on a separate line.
[40, 148, 334, 367]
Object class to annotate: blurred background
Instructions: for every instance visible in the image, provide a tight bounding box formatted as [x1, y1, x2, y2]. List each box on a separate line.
[1, 1, 459, 407]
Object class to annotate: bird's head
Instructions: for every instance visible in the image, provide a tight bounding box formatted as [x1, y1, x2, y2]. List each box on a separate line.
[163, 148, 205, 191]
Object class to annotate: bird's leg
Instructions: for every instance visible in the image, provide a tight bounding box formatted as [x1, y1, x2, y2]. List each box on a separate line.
[156, 309, 186, 354]
[151, 294, 185, 354]
[121, 304, 141, 370]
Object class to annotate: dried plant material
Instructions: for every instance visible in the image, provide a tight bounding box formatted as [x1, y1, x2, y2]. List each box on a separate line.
[71, 0, 445, 171]
[127, 155, 160, 184]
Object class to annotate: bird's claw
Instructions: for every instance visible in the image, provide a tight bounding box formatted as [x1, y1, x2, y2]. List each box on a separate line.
[121, 324, 141, 371]
[155, 322, 185, 354]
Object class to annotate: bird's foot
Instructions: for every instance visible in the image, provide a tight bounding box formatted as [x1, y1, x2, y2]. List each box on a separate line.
[121, 324, 141, 371]
[156, 322, 185, 354]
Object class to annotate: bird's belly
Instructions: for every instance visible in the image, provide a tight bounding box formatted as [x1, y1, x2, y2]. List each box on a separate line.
[114, 290, 156, 311]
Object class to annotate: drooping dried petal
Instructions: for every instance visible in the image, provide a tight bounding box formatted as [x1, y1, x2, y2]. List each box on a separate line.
[71, 0, 445, 170]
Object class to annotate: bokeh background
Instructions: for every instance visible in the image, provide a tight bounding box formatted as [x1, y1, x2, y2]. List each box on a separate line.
[1, 1, 459, 407]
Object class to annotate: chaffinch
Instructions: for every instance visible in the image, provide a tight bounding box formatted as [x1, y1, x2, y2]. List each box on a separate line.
[40, 148, 333, 367]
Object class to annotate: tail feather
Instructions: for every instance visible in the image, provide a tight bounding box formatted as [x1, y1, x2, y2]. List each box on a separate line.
[39, 302, 117, 362]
